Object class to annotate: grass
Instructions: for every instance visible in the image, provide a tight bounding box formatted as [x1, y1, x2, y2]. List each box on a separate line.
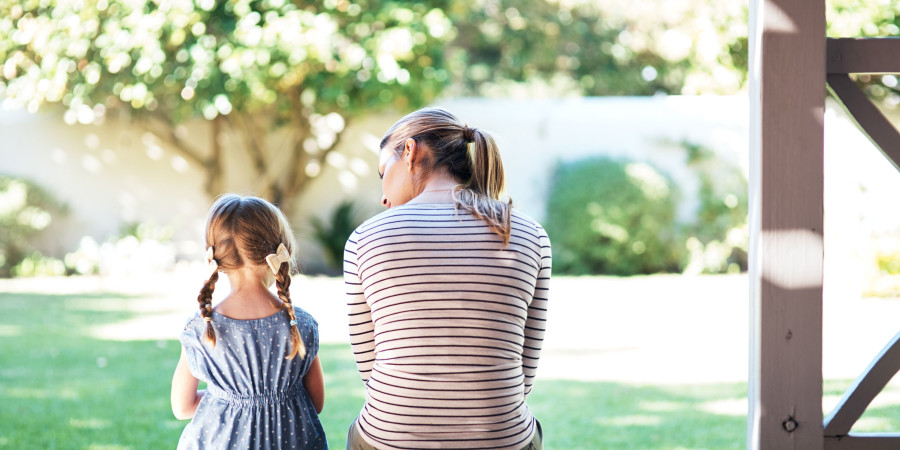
[0, 290, 898, 449]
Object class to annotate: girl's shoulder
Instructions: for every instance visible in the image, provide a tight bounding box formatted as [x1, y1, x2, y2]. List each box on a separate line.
[179, 311, 205, 347]
[289, 305, 318, 328]
[182, 311, 202, 329]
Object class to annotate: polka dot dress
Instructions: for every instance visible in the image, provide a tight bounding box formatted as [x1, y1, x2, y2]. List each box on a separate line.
[177, 307, 327, 449]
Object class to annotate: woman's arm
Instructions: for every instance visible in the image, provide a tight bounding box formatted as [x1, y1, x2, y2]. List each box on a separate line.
[171, 346, 204, 420]
[344, 233, 376, 382]
[523, 229, 552, 398]
[303, 355, 325, 413]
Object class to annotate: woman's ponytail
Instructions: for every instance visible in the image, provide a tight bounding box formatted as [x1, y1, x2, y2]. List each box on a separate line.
[468, 128, 505, 200]
[454, 127, 513, 244]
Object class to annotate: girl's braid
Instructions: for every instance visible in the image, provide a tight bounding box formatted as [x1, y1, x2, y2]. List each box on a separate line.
[197, 270, 219, 347]
[276, 262, 306, 359]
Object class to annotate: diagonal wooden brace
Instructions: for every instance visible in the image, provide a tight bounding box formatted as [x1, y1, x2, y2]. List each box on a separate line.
[826, 73, 900, 173]
[824, 330, 900, 437]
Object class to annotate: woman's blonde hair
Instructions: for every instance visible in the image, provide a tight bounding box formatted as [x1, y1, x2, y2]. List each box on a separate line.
[197, 194, 306, 359]
[381, 107, 512, 243]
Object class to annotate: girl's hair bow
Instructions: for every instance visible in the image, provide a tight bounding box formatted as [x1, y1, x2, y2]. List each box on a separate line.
[265, 243, 290, 274]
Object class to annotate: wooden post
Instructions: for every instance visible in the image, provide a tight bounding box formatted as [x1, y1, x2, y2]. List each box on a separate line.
[749, 0, 825, 448]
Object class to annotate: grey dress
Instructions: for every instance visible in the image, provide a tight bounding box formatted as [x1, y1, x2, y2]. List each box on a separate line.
[177, 306, 327, 449]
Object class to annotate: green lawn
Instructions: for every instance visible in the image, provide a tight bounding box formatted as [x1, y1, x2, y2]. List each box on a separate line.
[0, 290, 896, 449]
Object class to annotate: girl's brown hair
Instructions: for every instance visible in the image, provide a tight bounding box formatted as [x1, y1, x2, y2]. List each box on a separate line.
[380, 107, 512, 243]
[197, 194, 306, 359]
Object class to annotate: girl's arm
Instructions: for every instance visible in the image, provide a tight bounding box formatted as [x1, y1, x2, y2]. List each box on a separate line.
[171, 346, 204, 420]
[303, 355, 325, 413]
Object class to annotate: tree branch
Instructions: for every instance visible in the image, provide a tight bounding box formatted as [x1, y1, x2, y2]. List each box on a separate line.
[139, 112, 209, 168]
[228, 113, 267, 177]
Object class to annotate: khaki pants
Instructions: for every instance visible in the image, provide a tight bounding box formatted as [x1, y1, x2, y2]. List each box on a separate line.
[346, 419, 543, 450]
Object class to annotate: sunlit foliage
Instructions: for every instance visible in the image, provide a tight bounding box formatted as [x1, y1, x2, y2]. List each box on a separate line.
[446, 0, 748, 97]
[0, 0, 451, 209]
[0, 0, 757, 211]
[827, 0, 900, 109]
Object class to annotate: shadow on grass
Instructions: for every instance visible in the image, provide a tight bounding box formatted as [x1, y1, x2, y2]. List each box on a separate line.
[0, 291, 815, 449]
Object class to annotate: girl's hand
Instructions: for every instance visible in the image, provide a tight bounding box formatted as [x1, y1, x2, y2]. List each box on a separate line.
[171, 346, 204, 420]
[303, 355, 325, 414]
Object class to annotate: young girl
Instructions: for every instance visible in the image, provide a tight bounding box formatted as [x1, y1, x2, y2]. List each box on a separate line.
[171, 194, 327, 449]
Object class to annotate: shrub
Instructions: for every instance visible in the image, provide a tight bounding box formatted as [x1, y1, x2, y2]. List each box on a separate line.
[545, 157, 687, 275]
[63, 223, 177, 276]
[680, 141, 749, 274]
[0, 176, 68, 277]
[310, 200, 363, 272]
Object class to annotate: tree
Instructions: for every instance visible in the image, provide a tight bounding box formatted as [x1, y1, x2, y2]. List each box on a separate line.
[0, 0, 452, 214]
[443, 0, 748, 97]
[0, 0, 754, 217]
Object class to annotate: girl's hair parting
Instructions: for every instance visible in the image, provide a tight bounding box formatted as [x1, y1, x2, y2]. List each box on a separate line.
[380, 107, 512, 244]
[197, 194, 306, 359]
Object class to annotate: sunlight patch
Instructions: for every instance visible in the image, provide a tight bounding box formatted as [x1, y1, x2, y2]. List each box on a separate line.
[870, 388, 900, 408]
[700, 398, 746, 416]
[90, 312, 186, 341]
[6, 386, 79, 400]
[854, 417, 895, 432]
[597, 415, 661, 426]
[0, 324, 22, 336]
[822, 394, 844, 413]
[638, 400, 683, 412]
[70, 418, 111, 429]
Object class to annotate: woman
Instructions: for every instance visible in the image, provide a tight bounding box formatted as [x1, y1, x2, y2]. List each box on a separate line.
[343, 107, 551, 450]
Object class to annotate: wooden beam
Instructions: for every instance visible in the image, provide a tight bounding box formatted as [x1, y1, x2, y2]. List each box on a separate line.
[825, 434, 900, 450]
[749, 0, 825, 448]
[824, 331, 900, 436]
[827, 74, 900, 173]
[827, 38, 900, 74]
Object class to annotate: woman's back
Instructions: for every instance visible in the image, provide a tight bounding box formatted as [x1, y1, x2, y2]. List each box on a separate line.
[344, 203, 551, 449]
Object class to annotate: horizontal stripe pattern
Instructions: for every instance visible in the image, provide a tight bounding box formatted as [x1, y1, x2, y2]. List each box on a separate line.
[344, 204, 551, 450]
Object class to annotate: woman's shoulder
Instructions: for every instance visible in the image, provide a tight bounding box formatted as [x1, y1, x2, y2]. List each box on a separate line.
[352, 203, 454, 236]
[511, 209, 548, 236]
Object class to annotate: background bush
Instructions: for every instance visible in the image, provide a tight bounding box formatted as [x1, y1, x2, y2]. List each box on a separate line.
[309, 200, 364, 274]
[0, 176, 67, 277]
[680, 142, 748, 274]
[545, 157, 687, 275]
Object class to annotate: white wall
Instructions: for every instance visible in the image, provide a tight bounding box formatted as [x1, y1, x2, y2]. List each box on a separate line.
[5, 95, 898, 284]
[436, 96, 749, 223]
[1, 96, 751, 272]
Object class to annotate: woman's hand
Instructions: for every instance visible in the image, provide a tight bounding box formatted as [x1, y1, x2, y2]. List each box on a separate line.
[171, 346, 204, 420]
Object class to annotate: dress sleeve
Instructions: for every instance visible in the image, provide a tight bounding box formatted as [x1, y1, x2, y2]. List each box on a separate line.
[344, 230, 375, 383]
[179, 315, 206, 381]
[302, 310, 320, 365]
[523, 227, 551, 398]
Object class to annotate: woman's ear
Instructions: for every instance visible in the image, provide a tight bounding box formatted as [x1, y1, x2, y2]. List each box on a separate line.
[404, 138, 417, 171]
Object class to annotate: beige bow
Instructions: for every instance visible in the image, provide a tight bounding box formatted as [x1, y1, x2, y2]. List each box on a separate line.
[206, 247, 218, 276]
[265, 243, 290, 274]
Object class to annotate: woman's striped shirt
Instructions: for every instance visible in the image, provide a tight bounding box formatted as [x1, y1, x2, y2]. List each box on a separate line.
[343, 203, 551, 450]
